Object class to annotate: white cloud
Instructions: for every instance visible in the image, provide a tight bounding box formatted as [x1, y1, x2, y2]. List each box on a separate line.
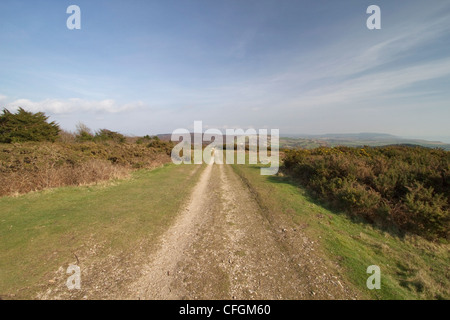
[2, 97, 144, 114]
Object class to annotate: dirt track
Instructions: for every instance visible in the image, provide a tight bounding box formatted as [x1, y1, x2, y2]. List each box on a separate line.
[126, 157, 359, 300]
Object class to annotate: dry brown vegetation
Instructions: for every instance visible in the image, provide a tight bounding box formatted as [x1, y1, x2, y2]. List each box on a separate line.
[0, 109, 175, 196]
[0, 140, 173, 197]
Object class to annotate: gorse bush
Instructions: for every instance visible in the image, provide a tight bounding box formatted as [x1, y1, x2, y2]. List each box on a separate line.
[74, 124, 126, 144]
[283, 146, 450, 239]
[94, 129, 126, 143]
[403, 182, 448, 237]
[136, 135, 174, 155]
[136, 135, 156, 144]
[0, 115, 175, 196]
[75, 122, 94, 142]
[0, 141, 172, 197]
[0, 108, 60, 143]
[0, 159, 129, 196]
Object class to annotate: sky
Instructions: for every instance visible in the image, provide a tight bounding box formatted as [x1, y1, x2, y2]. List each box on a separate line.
[0, 0, 449, 141]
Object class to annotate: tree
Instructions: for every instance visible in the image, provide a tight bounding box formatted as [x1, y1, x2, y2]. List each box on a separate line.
[0, 108, 60, 143]
[75, 122, 94, 142]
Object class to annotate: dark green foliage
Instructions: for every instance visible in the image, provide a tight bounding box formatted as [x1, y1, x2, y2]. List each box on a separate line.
[76, 131, 94, 142]
[95, 129, 126, 143]
[135, 135, 172, 155]
[136, 135, 159, 144]
[75, 124, 126, 143]
[147, 138, 173, 155]
[75, 122, 94, 142]
[0, 108, 60, 143]
[283, 146, 450, 239]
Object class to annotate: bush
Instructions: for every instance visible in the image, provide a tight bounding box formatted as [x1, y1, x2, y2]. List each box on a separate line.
[0, 141, 172, 197]
[402, 182, 449, 239]
[136, 135, 173, 155]
[75, 123, 94, 142]
[74, 124, 126, 144]
[0, 108, 60, 143]
[136, 135, 158, 144]
[95, 129, 126, 143]
[282, 146, 450, 239]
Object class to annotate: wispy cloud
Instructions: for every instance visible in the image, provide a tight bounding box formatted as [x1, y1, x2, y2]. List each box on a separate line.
[284, 58, 450, 110]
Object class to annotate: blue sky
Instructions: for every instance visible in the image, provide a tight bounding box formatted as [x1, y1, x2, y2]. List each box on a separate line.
[1, 0, 449, 141]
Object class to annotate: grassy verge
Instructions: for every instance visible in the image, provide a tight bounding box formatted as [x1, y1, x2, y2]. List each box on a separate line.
[0, 163, 204, 299]
[231, 163, 450, 300]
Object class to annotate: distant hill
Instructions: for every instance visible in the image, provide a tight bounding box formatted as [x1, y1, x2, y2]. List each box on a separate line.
[156, 132, 450, 150]
[157, 133, 219, 144]
[318, 133, 398, 140]
[280, 133, 450, 150]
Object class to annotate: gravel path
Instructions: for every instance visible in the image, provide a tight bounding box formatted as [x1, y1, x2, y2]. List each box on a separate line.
[127, 157, 358, 300]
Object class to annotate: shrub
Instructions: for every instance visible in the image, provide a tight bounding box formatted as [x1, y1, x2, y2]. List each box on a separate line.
[95, 129, 126, 143]
[75, 124, 128, 144]
[282, 146, 450, 239]
[0, 108, 60, 143]
[0, 141, 172, 197]
[136, 135, 173, 155]
[0, 159, 129, 196]
[402, 182, 449, 239]
[136, 135, 159, 144]
[75, 122, 94, 142]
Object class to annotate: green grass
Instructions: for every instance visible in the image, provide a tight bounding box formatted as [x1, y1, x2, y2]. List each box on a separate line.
[231, 163, 450, 300]
[0, 163, 205, 299]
